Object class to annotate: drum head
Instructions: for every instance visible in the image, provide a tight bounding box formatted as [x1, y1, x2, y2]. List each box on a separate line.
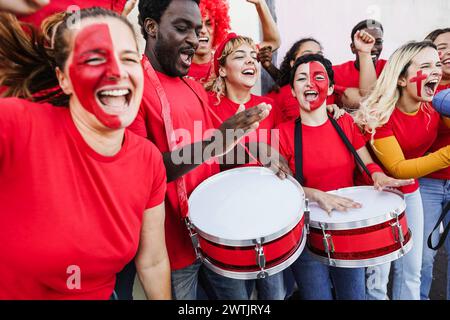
[309, 186, 405, 228]
[188, 167, 305, 244]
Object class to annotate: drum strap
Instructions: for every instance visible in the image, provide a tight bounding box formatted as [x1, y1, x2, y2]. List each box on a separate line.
[142, 55, 190, 219]
[294, 115, 371, 185]
[427, 202, 450, 250]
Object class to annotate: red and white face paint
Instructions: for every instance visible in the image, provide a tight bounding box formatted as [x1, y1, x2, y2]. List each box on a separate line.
[403, 47, 442, 102]
[69, 23, 128, 129]
[292, 61, 330, 111]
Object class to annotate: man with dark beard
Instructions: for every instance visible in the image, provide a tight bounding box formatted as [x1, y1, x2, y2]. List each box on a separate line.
[116, 0, 272, 300]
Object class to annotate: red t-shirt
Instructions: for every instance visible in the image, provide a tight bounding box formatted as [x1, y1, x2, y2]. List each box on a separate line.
[267, 85, 335, 123]
[188, 61, 213, 84]
[275, 114, 366, 191]
[128, 67, 220, 270]
[426, 83, 450, 180]
[18, 0, 127, 27]
[0, 99, 166, 300]
[374, 104, 440, 193]
[208, 94, 280, 145]
[332, 59, 387, 97]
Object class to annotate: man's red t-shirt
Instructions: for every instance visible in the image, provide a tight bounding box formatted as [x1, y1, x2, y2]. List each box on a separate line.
[267, 85, 335, 124]
[188, 62, 213, 84]
[128, 66, 220, 271]
[18, 0, 127, 27]
[426, 83, 450, 180]
[373, 104, 440, 193]
[332, 59, 387, 97]
[275, 114, 366, 191]
[0, 99, 166, 299]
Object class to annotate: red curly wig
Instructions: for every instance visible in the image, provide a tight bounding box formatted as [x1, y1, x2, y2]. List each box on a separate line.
[199, 0, 231, 49]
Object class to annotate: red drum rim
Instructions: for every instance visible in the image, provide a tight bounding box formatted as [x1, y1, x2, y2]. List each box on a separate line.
[201, 228, 307, 280]
[189, 167, 305, 247]
[308, 230, 413, 268]
[308, 187, 406, 231]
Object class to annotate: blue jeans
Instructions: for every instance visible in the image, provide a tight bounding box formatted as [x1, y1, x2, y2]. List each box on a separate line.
[366, 189, 424, 300]
[200, 266, 250, 300]
[246, 272, 287, 300]
[171, 259, 203, 300]
[291, 249, 365, 300]
[419, 178, 450, 300]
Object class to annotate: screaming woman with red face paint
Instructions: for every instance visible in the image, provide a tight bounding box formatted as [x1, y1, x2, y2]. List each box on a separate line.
[0, 8, 170, 300]
[354, 41, 450, 300]
[274, 54, 413, 300]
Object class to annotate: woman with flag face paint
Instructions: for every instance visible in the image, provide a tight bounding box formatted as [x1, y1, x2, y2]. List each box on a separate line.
[419, 28, 450, 301]
[0, 8, 170, 300]
[355, 41, 450, 300]
[275, 54, 413, 300]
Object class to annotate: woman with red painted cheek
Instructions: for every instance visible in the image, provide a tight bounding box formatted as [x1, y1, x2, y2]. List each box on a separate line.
[420, 28, 450, 301]
[355, 41, 450, 300]
[0, 8, 170, 300]
[275, 54, 412, 300]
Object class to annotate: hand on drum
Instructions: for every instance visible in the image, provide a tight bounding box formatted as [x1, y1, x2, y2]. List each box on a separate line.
[213, 103, 271, 157]
[307, 188, 362, 215]
[371, 172, 415, 191]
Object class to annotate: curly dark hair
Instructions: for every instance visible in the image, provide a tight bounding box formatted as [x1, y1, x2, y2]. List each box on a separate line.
[290, 54, 335, 89]
[277, 38, 322, 88]
[138, 0, 200, 37]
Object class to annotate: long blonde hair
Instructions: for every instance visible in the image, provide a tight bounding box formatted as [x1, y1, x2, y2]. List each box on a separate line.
[354, 40, 437, 140]
[205, 36, 256, 105]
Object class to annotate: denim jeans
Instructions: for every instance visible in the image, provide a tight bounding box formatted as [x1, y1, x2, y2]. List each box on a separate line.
[366, 189, 424, 300]
[171, 259, 203, 300]
[419, 178, 450, 300]
[291, 249, 365, 300]
[246, 272, 287, 300]
[200, 266, 250, 300]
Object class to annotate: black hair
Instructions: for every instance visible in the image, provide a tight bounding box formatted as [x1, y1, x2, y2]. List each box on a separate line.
[277, 38, 322, 87]
[351, 19, 384, 42]
[290, 54, 335, 88]
[425, 28, 450, 42]
[138, 0, 200, 37]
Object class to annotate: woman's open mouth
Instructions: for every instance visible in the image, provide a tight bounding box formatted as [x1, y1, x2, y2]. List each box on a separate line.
[304, 90, 319, 102]
[96, 88, 132, 113]
[424, 79, 439, 96]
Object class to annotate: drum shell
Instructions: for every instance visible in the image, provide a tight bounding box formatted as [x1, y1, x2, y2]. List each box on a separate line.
[198, 216, 305, 272]
[307, 187, 413, 267]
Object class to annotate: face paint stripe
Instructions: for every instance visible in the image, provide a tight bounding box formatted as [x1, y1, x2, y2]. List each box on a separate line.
[410, 70, 427, 98]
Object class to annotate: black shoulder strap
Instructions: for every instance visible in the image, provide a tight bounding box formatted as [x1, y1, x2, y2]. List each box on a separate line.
[327, 114, 372, 179]
[294, 115, 372, 186]
[294, 118, 305, 185]
[428, 203, 450, 250]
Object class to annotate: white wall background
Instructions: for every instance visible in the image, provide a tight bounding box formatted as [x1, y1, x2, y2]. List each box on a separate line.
[275, 0, 450, 66]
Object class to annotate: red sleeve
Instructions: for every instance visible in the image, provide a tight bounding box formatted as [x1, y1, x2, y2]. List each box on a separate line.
[338, 114, 366, 150]
[145, 145, 167, 209]
[373, 119, 394, 140]
[128, 104, 149, 138]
